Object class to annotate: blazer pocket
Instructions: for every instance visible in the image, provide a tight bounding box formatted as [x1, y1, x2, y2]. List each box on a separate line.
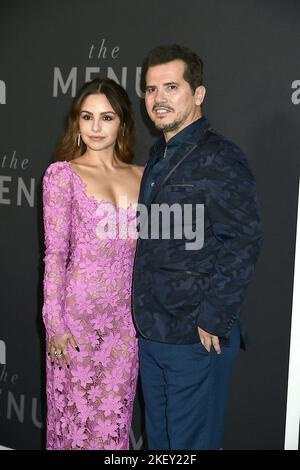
[165, 184, 195, 192]
[159, 266, 209, 277]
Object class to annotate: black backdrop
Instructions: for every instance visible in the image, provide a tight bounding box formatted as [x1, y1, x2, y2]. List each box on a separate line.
[0, 0, 299, 449]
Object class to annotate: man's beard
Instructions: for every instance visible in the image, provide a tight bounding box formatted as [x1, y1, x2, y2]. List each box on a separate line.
[154, 112, 189, 133]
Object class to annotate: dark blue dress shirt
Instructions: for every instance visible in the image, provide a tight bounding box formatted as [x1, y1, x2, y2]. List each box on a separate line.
[143, 117, 205, 206]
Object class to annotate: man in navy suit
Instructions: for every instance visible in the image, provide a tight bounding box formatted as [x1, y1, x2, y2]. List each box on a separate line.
[132, 44, 263, 450]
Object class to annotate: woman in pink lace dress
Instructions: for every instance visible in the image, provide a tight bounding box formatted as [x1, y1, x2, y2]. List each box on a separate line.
[42, 78, 143, 450]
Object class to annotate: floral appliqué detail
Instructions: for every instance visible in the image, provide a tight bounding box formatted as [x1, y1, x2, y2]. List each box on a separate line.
[42, 161, 139, 450]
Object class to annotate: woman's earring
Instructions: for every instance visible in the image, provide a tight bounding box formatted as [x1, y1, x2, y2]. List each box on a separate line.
[122, 124, 126, 137]
[77, 133, 81, 147]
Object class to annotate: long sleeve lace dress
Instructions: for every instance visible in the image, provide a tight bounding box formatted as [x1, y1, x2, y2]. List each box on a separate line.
[42, 161, 139, 450]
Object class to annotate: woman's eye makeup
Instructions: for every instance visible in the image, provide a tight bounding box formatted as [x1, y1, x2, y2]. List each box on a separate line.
[81, 113, 115, 121]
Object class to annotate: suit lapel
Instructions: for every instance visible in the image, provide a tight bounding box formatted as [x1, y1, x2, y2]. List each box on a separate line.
[138, 118, 211, 234]
[137, 142, 198, 234]
[146, 118, 211, 206]
[147, 142, 197, 206]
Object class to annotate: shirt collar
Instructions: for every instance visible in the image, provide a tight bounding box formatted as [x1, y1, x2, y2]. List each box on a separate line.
[167, 117, 204, 147]
[151, 116, 209, 156]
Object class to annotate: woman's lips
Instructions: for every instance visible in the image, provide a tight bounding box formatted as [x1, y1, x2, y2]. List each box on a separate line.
[89, 136, 104, 141]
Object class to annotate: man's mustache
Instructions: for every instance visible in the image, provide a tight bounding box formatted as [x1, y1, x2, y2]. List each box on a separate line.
[152, 104, 174, 112]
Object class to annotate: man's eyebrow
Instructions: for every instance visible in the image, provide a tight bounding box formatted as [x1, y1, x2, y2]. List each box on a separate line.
[146, 82, 179, 88]
[145, 82, 179, 88]
[164, 81, 179, 86]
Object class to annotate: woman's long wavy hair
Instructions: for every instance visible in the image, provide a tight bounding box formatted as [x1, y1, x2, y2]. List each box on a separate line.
[54, 78, 135, 163]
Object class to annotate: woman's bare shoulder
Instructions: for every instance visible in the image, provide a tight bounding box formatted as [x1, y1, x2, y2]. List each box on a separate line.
[70, 156, 89, 166]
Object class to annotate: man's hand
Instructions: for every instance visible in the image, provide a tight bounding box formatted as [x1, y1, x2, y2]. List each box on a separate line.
[48, 333, 79, 369]
[197, 327, 221, 354]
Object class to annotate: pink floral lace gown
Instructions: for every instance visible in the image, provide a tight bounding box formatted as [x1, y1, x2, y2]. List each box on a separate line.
[42, 161, 139, 450]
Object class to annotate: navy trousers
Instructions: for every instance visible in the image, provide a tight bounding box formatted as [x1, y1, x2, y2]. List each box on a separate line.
[138, 321, 240, 450]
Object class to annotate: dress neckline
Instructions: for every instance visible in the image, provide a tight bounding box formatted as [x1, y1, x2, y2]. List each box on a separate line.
[66, 160, 136, 211]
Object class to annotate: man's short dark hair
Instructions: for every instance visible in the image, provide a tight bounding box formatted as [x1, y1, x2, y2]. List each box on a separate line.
[144, 44, 203, 93]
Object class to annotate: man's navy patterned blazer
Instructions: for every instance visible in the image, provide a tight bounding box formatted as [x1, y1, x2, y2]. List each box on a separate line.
[132, 117, 263, 346]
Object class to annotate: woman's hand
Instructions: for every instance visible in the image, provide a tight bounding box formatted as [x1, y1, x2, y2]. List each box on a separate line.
[48, 333, 79, 369]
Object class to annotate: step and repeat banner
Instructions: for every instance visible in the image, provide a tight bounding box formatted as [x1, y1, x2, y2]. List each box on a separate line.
[0, 0, 299, 449]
